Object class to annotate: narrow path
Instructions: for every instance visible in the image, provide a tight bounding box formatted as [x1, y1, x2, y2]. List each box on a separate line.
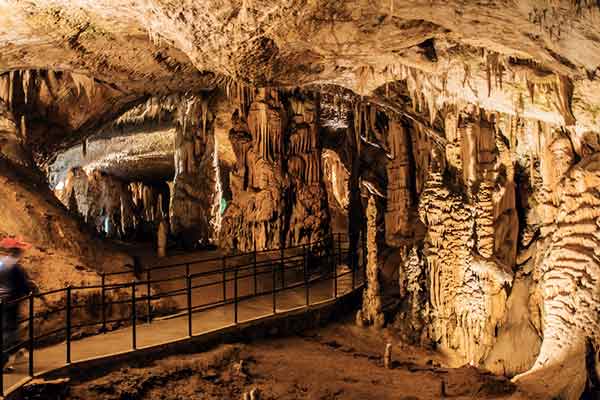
[3, 258, 360, 396]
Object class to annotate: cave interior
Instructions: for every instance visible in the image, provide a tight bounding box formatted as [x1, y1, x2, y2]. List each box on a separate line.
[2, 1, 600, 399]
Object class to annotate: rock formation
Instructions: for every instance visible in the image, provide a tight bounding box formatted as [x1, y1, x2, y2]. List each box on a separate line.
[170, 93, 221, 248]
[221, 89, 330, 251]
[385, 117, 412, 245]
[220, 88, 287, 251]
[285, 90, 330, 246]
[357, 196, 384, 329]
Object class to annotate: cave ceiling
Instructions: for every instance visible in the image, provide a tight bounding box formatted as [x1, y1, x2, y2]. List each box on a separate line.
[2, 0, 600, 161]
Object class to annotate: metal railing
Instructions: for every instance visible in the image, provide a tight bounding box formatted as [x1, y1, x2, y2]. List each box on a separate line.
[0, 233, 366, 396]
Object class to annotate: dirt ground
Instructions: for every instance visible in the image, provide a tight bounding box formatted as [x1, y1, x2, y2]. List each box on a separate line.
[43, 320, 527, 400]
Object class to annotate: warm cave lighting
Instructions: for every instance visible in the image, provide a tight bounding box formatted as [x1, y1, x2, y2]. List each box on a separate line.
[0, 2, 599, 399]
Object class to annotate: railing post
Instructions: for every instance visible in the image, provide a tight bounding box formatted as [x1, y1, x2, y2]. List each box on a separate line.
[352, 240, 356, 290]
[253, 241, 257, 295]
[146, 268, 152, 324]
[187, 270, 192, 337]
[66, 286, 72, 364]
[337, 232, 342, 267]
[333, 248, 338, 299]
[280, 245, 285, 290]
[131, 281, 137, 350]
[362, 230, 367, 282]
[28, 293, 34, 377]
[101, 272, 106, 333]
[303, 244, 309, 306]
[0, 300, 3, 397]
[234, 268, 238, 325]
[272, 263, 276, 315]
[222, 256, 227, 302]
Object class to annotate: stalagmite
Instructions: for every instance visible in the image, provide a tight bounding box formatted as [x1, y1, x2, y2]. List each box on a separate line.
[249, 388, 260, 400]
[357, 196, 385, 329]
[220, 88, 287, 251]
[221, 89, 330, 251]
[384, 343, 392, 369]
[157, 217, 168, 257]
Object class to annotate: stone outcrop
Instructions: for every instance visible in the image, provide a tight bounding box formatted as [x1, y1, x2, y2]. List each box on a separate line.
[385, 118, 412, 245]
[56, 168, 168, 240]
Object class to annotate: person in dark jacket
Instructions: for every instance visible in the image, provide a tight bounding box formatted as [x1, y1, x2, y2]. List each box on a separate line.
[0, 238, 34, 372]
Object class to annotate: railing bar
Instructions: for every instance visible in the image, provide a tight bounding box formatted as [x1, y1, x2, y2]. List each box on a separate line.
[66, 286, 71, 364]
[28, 292, 34, 377]
[187, 268, 192, 337]
[101, 272, 107, 333]
[146, 269, 152, 324]
[131, 281, 137, 350]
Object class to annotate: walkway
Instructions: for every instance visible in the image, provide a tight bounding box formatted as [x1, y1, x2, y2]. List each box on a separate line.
[2, 239, 364, 397]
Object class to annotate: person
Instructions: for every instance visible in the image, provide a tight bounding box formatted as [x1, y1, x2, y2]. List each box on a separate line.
[0, 238, 34, 372]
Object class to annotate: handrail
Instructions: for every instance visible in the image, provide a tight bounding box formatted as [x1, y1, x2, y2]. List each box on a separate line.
[0, 232, 364, 397]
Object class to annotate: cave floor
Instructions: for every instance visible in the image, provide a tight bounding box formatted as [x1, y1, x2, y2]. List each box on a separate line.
[62, 320, 521, 400]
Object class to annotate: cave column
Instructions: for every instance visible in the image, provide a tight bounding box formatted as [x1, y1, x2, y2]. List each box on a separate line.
[385, 117, 412, 245]
[0, 99, 31, 167]
[170, 93, 220, 248]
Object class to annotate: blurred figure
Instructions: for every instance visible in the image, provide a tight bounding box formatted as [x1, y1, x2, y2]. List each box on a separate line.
[0, 238, 33, 372]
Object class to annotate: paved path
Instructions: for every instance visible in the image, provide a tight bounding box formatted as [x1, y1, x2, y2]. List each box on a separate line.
[3, 258, 361, 396]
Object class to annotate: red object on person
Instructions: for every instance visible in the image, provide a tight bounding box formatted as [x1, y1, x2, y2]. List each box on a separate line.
[0, 238, 31, 250]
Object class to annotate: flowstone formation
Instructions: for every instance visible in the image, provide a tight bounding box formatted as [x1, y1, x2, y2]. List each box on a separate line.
[285, 91, 329, 246]
[221, 89, 330, 251]
[220, 88, 287, 251]
[514, 152, 600, 399]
